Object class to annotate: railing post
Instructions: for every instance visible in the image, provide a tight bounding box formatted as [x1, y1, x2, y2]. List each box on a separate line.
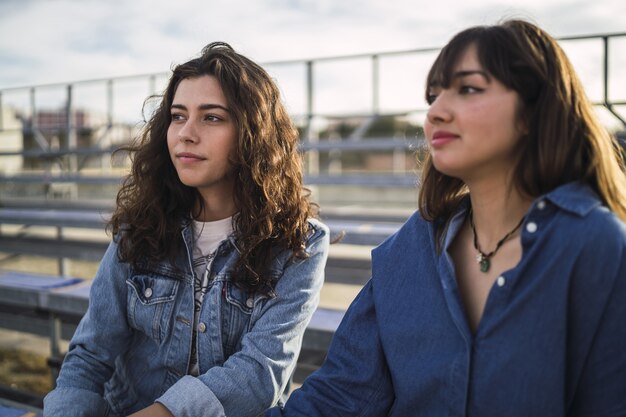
[600, 35, 626, 128]
[30, 87, 36, 132]
[57, 226, 70, 276]
[102, 79, 114, 171]
[305, 60, 319, 176]
[372, 54, 380, 115]
[66, 84, 77, 171]
[107, 79, 114, 130]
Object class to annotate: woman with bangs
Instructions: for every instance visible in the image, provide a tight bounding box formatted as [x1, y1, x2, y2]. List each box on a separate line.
[44, 42, 330, 417]
[266, 19, 626, 417]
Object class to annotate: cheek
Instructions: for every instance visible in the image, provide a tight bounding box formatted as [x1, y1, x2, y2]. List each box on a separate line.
[166, 127, 177, 151]
[423, 120, 433, 140]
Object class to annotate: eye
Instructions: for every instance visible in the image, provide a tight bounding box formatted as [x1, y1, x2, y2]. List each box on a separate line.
[426, 90, 439, 105]
[204, 114, 223, 122]
[171, 113, 185, 122]
[459, 85, 483, 95]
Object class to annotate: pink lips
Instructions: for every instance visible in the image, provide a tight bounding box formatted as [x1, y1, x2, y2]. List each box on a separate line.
[430, 131, 459, 148]
[176, 152, 206, 163]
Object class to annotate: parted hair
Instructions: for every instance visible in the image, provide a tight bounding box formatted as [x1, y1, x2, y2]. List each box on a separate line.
[419, 19, 626, 234]
[110, 42, 317, 293]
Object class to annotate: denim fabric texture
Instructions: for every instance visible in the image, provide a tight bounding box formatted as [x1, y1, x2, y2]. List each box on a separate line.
[44, 218, 329, 417]
[266, 182, 626, 417]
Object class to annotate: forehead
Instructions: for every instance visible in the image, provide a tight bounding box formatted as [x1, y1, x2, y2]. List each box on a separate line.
[173, 75, 228, 104]
[455, 45, 482, 71]
[429, 43, 487, 87]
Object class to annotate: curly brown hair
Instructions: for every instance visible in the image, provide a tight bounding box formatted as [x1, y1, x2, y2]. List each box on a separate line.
[110, 42, 317, 293]
[418, 20, 626, 248]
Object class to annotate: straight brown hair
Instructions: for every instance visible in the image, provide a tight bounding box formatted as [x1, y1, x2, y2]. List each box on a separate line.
[419, 20, 626, 247]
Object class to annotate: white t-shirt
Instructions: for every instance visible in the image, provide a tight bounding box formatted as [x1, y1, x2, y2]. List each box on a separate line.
[189, 216, 234, 376]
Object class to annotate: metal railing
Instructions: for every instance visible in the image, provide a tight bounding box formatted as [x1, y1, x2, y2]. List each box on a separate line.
[0, 32, 625, 184]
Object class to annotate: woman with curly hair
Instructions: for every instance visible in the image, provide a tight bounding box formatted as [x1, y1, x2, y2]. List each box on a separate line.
[266, 19, 626, 416]
[44, 42, 329, 417]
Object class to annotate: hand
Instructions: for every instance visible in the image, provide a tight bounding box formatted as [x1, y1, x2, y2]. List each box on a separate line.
[127, 403, 175, 417]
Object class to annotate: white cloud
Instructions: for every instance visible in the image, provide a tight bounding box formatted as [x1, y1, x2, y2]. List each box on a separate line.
[1, 0, 624, 87]
[1, 0, 624, 127]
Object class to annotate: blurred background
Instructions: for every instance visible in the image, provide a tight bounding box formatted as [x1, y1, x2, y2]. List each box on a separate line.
[0, 0, 625, 412]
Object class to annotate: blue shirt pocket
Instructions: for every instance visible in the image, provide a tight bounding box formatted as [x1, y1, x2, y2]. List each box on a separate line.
[126, 274, 180, 344]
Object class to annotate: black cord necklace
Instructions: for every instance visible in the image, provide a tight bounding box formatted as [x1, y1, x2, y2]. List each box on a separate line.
[469, 208, 525, 273]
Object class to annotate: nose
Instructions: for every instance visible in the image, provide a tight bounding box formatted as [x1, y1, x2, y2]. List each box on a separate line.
[426, 91, 452, 125]
[177, 119, 198, 143]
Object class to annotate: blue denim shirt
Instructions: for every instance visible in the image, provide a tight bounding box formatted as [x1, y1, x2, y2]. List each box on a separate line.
[44, 218, 329, 417]
[267, 182, 626, 417]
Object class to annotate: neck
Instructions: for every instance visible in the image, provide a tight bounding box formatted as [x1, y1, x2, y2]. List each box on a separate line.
[194, 191, 237, 222]
[466, 178, 532, 250]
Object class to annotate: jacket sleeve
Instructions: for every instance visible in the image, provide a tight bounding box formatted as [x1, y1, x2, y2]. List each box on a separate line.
[43, 240, 132, 417]
[157, 221, 330, 417]
[265, 278, 395, 417]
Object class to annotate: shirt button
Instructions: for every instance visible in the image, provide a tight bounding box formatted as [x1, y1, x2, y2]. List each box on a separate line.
[497, 276, 506, 287]
[537, 200, 546, 210]
[246, 297, 254, 308]
[144, 288, 153, 298]
[526, 222, 538, 233]
[197, 322, 207, 333]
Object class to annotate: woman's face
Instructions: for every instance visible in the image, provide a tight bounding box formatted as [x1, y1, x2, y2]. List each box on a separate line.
[424, 44, 524, 183]
[167, 75, 237, 200]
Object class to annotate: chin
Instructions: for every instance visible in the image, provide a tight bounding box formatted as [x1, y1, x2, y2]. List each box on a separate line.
[431, 160, 463, 178]
[177, 177, 200, 188]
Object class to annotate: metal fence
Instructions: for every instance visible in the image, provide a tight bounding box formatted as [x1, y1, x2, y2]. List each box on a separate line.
[0, 32, 625, 189]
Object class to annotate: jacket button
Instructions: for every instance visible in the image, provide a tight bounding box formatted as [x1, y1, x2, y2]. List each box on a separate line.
[197, 322, 207, 333]
[246, 297, 254, 308]
[144, 288, 153, 298]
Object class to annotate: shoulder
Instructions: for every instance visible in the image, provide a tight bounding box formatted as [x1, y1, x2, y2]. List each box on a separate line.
[304, 218, 330, 249]
[576, 205, 626, 263]
[545, 182, 626, 249]
[373, 210, 432, 259]
[542, 184, 626, 286]
[371, 210, 437, 285]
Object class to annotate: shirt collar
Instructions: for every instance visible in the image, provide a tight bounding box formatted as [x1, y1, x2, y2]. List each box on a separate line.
[439, 181, 600, 252]
[542, 181, 601, 217]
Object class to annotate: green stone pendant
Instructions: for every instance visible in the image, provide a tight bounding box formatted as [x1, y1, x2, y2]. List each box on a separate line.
[479, 256, 490, 273]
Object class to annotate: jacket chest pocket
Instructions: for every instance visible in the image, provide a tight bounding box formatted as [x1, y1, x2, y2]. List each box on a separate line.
[221, 282, 269, 358]
[126, 274, 180, 344]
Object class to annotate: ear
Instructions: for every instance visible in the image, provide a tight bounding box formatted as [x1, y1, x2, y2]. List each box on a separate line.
[518, 119, 529, 136]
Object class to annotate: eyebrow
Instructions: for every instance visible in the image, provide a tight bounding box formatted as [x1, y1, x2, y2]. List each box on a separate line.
[428, 69, 491, 88]
[170, 103, 230, 112]
[452, 70, 491, 81]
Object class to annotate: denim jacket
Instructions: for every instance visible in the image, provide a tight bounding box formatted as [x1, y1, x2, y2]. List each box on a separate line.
[267, 182, 626, 416]
[44, 218, 329, 417]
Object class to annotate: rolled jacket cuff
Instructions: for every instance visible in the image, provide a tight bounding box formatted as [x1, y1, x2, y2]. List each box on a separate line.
[157, 375, 226, 417]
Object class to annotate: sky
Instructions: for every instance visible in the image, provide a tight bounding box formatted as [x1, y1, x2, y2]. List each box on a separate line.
[0, 0, 625, 127]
